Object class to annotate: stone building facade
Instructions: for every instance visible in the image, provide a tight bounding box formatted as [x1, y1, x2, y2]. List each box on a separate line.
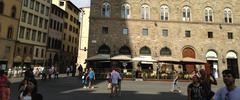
[88, 0, 240, 78]
[52, 0, 81, 70]
[0, 0, 22, 70]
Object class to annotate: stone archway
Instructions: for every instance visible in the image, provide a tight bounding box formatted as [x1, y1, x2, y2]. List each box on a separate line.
[182, 47, 195, 74]
[206, 50, 219, 78]
[226, 51, 239, 78]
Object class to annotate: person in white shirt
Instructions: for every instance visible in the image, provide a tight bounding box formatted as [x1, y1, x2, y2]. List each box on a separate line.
[110, 68, 121, 96]
[214, 69, 240, 100]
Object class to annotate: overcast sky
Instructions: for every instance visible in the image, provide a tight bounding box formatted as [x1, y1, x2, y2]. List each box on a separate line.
[70, 0, 90, 8]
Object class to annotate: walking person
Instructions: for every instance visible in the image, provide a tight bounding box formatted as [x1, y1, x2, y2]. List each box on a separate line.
[66, 66, 70, 77]
[199, 69, 217, 100]
[187, 75, 205, 100]
[106, 72, 111, 89]
[0, 69, 11, 100]
[87, 68, 95, 89]
[171, 74, 181, 93]
[214, 69, 240, 100]
[19, 81, 42, 100]
[110, 68, 121, 97]
[82, 68, 89, 88]
[78, 64, 83, 79]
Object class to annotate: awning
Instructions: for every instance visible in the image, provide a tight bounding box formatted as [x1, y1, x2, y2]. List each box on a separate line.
[111, 55, 131, 61]
[86, 54, 110, 61]
[156, 56, 180, 63]
[132, 56, 156, 62]
[181, 57, 206, 64]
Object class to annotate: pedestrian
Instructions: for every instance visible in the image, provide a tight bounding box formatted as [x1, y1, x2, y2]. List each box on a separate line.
[82, 68, 89, 88]
[110, 68, 121, 96]
[0, 69, 11, 100]
[17, 79, 28, 99]
[106, 72, 111, 89]
[199, 69, 217, 100]
[19, 81, 42, 100]
[171, 73, 181, 93]
[214, 69, 240, 100]
[66, 66, 70, 77]
[187, 75, 205, 100]
[78, 64, 83, 78]
[53, 67, 59, 79]
[87, 68, 95, 89]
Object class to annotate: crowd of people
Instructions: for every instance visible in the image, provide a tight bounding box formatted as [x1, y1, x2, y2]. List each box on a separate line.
[1, 64, 240, 100]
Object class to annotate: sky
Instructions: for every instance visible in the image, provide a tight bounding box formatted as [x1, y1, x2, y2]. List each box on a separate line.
[70, 0, 90, 8]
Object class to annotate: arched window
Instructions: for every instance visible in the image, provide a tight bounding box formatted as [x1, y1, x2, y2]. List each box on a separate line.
[140, 46, 151, 55]
[0, 1, 4, 14]
[121, 3, 130, 19]
[119, 46, 131, 55]
[7, 27, 13, 39]
[102, 2, 111, 17]
[160, 47, 171, 56]
[204, 7, 213, 22]
[11, 6, 16, 18]
[224, 8, 232, 23]
[160, 5, 169, 21]
[141, 4, 150, 20]
[182, 6, 191, 21]
[98, 44, 110, 54]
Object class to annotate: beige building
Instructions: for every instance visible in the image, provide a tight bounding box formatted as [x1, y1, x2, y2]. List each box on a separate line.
[77, 7, 90, 70]
[52, 0, 80, 69]
[46, 4, 66, 70]
[15, 0, 51, 68]
[0, 0, 22, 70]
[88, 0, 240, 78]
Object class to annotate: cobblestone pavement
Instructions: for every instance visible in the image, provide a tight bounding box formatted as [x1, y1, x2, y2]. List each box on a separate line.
[9, 75, 240, 100]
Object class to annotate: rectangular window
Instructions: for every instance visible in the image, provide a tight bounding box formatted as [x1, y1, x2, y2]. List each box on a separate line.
[33, 15, 38, 26]
[68, 35, 71, 42]
[59, 1, 64, 6]
[27, 13, 33, 25]
[102, 27, 108, 34]
[228, 32, 233, 39]
[26, 28, 31, 40]
[41, 49, 44, 58]
[122, 28, 128, 35]
[42, 33, 47, 43]
[49, 19, 52, 28]
[24, 0, 28, 7]
[185, 30, 191, 37]
[37, 31, 41, 42]
[40, 4, 45, 14]
[64, 22, 68, 29]
[208, 32, 213, 38]
[69, 25, 72, 31]
[35, 48, 39, 57]
[44, 19, 48, 29]
[21, 11, 27, 22]
[30, 0, 34, 9]
[46, 7, 49, 16]
[31, 30, 36, 41]
[63, 33, 66, 40]
[162, 29, 168, 37]
[19, 26, 25, 38]
[35, 1, 40, 12]
[142, 28, 148, 36]
[39, 17, 43, 28]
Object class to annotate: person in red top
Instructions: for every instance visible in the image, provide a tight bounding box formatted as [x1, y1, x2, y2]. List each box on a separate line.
[0, 69, 11, 100]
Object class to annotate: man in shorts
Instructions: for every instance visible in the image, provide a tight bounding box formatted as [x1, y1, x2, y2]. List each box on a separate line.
[110, 68, 121, 96]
